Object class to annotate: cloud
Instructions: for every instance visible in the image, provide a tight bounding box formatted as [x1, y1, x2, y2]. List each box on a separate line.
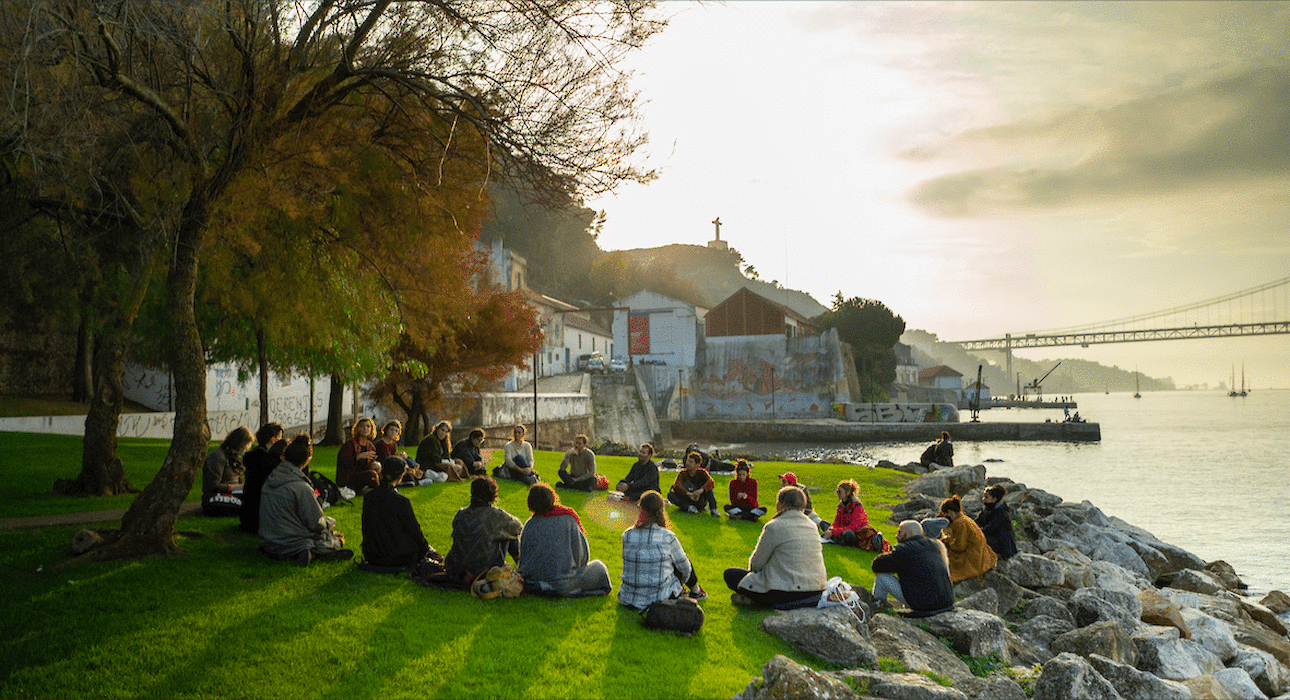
[907, 65, 1290, 217]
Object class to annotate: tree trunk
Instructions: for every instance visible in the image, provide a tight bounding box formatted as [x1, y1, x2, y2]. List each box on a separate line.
[257, 325, 269, 427]
[72, 313, 93, 404]
[321, 373, 345, 445]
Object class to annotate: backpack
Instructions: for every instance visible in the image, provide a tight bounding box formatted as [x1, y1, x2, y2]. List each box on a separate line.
[919, 443, 937, 465]
[309, 471, 345, 507]
[641, 596, 704, 634]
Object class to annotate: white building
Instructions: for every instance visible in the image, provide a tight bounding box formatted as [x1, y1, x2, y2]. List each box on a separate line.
[611, 289, 707, 367]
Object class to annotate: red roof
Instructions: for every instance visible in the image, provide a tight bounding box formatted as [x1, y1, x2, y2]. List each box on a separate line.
[918, 365, 963, 379]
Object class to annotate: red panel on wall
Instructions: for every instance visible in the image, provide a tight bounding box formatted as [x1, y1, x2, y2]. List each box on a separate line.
[629, 314, 650, 354]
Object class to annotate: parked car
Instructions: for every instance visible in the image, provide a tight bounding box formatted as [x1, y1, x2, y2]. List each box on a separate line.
[610, 358, 627, 373]
[576, 353, 604, 371]
[587, 355, 605, 373]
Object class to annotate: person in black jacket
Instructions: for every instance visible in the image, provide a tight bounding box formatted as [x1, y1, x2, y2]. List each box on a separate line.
[870, 520, 954, 617]
[615, 443, 660, 502]
[239, 422, 285, 534]
[361, 458, 439, 567]
[452, 428, 488, 476]
[975, 484, 1018, 560]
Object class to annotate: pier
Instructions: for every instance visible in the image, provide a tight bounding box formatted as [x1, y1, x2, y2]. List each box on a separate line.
[668, 418, 1100, 444]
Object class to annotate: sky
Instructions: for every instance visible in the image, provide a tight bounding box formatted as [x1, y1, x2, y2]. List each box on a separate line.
[586, 1, 1290, 389]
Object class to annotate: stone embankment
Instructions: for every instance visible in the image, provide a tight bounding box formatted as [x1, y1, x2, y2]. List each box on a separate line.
[670, 418, 1100, 444]
[733, 461, 1290, 700]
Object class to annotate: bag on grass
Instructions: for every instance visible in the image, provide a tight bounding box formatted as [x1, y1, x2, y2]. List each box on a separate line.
[641, 596, 704, 634]
[471, 564, 524, 599]
[818, 576, 866, 624]
[594, 473, 610, 490]
[308, 471, 346, 507]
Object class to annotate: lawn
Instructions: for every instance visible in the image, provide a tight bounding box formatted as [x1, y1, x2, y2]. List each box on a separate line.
[0, 431, 911, 699]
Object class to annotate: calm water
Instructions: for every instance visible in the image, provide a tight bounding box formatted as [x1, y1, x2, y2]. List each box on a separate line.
[732, 389, 1290, 596]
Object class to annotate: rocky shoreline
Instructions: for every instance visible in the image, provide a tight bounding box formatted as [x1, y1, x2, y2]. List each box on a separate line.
[734, 461, 1290, 700]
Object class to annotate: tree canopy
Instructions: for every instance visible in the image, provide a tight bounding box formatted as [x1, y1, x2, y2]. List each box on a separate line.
[812, 294, 907, 400]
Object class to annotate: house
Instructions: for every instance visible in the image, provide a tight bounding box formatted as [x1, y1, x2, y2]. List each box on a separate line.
[893, 342, 919, 385]
[918, 365, 963, 392]
[704, 287, 817, 339]
[610, 289, 707, 367]
[523, 288, 613, 379]
[962, 380, 992, 404]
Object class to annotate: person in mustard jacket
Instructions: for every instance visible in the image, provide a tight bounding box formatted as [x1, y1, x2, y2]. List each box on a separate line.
[938, 495, 996, 583]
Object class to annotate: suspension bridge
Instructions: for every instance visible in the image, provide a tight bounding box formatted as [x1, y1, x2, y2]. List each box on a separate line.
[953, 276, 1290, 379]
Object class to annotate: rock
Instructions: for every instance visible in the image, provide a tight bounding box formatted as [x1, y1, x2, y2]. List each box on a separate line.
[903, 473, 951, 500]
[1133, 625, 1225, 680]
[953, 675, 1028, 700]
[1239, 599, 1290, 638]
[1052, 501, 1113, 528]
[1183, 674, 1238, 700]
[1230, 616, 1290, 667]
[953, 569, 1025, 617]
[1017, 614, 1076, 648]
[1061, 564, 1098, 591]
[998, 553, 1064, 590]
[1087, 653, 1191, 700]
[925, 609, 1010, 662]
[1123, 539, 1174, 581]
[939, 465, 987, 496]
[1138, 589, 1191, 639]
[1014, 488, 1063, 512]
[956, 587, 998, 617]
[1089, 561, 1153, 597]
[1016, 540, 1041, 555]
[1032, 513, 1080, 544]
[70, 528, 105, 555]
[902, 465, 986, 500]
[828, 669, 969, 700]
[1050, 545, 1095, 567]
[1006, 628, 1056, 666]
[1159, 588, 1203, 611]
[1051, 620, 1139, 666]
[1091, 541, 1152, 580]
[1164, 569, 1226, 596]
[1070, 587, 1143, 634]
[1151, 541, 1210, 574]
[1232, 646, 1290, 698]
[1027, 596, 1074, 625]
[1206, 561, 1247, 592]
[762, 607, 877, 669]
[868, 613, 974, 682]
[1212, 667, 1268, 700]
[1260, 591, 1290, 615]
[733, 654, 857, 700]
[1179, 608, 1239, 663]
[1032, 652, 1120, 700]
[891, 494, 942, 522]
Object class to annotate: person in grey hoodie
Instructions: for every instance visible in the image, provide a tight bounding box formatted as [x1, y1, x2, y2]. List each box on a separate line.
[517, 483, 611, 597]
[259, 435, 353, 567]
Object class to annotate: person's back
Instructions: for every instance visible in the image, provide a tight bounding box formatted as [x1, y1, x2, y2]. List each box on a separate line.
[239, 442, 281, 533]
[933, 438, 954, 467]
[872, 534, 954, 615]
[444, 504, 522, 581]
[518, 483, 610, 597]
[942, 508, 996, 582]
[361, 462, 430, 567]
[975, 498, 1018, 561]
[259, 460, 323, 556]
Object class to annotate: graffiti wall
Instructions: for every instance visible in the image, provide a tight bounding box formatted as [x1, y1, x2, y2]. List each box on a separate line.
[123, 363, 340, 426]
[830, 402, 960, 423]
[686, 330, 847, 419]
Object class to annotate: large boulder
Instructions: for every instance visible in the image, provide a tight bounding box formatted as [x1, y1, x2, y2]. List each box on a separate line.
[953, 676, 1028, 700]
[1178, 608, 1239, 663]
[953, 569, 1026, 616]
[1239, 598, 1289, 637]
[1212, 667, 1268, 700]
[1181, 674, 1238, 700]
[1231, 646, 1290, 698]
[1051, 620, 1139, 666]
[1012, 488, 1063, 513]
[828, 669, 969, 700]
[1138, 589, 1191, 638]
[868, 613, 973, 682]
[890, 494, 943, 523]
[1133, 625, 1225, 680]
[1163, 569, 1227, 596]
[731, 654, 857, 700]
[903, 473, 951, 500]
[1017, 614, 1076, 649]
[1032, 652, 1120, 700]
[902, 465, 986, 500]
[1087, 653, 1191, 700]
[1027, 596, 1075, 625]
[1205, 561, 1247, 593]
[998, 553, 1064, 590]
[761, 607, 877, 669]
[925, 609, 1010, 662]
[1123, 539, 1175, 580]
[1260, 591, 1290, 615]
[956, 587, 998, 617]
[1091, 541, 1152, 580]
[1071, 587, 1143, 633]
[1006, 628, 1056, 667]
[1230, 616, 1290, 667]
[1052, 501, 1113, 528]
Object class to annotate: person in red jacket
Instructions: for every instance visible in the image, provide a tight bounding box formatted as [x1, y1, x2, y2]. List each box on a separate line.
[724, 459, 765, 521]
[827, 479, 876, 548]
[336, 417, 381, 494]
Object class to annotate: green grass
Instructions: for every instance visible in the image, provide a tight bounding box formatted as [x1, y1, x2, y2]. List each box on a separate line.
[0, 431, 911, 699]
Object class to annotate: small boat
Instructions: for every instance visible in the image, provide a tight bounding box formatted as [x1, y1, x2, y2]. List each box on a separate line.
[1133, 369, 1141, 399]
[1228, 365, 1238, 397]
[1239, 363, 1247, 397]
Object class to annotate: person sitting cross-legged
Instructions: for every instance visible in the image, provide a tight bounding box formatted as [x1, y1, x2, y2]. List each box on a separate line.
[724, 459, 765, 521]
[518, 483, 612, 597]
[723, 486, 827, 608]
[870, 520, 954, 617]
[440, 476, 523, 588]
[556, 434, 599, 491]
[259, 435, 354, 567]
[360, 458, 441, 568]
[615, 443, 660, 502]
[497, 424, 540, 486]
[826, 479, 874, 547]
[619, 491, 707, 610]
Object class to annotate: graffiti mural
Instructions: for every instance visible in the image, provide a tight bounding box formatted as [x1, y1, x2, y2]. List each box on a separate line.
[840, 403, 959, 423]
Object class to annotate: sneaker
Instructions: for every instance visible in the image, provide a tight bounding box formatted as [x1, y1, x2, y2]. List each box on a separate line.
[686, 505, 698, 514]
[727, 507, 742, 516]
[820, 537, 834, 544]
[709, 508, 720, 517]
[689, 585, 708, 601]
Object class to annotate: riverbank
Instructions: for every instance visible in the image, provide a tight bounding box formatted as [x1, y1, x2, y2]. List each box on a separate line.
[668, 418, 1100, 444]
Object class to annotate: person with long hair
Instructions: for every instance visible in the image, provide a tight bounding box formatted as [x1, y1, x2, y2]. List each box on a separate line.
[239, 422, 284, 533]
[442, 476, 524, 587]
[452, 427, 489, 477]
[723, 486, 827, 608]
[374, 419, 431, 485]
[827, 479, 873, 547]
[724, 459, 764, 521]
[974, 484, 1018, 561]
[498, 424, 539, 485]
[619, 491, 706, 610]
[202, 425, 253, 517]
[518, 483, 611, 597]
[416, 420, 466, 482]
[336, 417, 381, 493]
[939, 495, 996, 583]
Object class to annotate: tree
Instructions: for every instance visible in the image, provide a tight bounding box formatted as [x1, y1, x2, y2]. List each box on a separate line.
[3, 0, 664, 560]
[812, 294, 907, 400]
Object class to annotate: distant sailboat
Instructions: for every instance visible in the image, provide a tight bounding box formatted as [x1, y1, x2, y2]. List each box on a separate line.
[1239, 363, 1248, 397]
[1133, 369, 1141, 399]
[1229, 365, 1238, 397]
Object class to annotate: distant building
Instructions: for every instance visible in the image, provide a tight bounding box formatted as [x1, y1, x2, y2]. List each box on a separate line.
[611, 289, 707, 367]
[893, 342, 919, 385]
[705, 287, 817, 339]
[962, 380, 992, 404]
[918, 365, 963, 392]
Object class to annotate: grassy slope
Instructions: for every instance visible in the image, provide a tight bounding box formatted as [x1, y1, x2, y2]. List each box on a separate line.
[0, 432, 910, 699]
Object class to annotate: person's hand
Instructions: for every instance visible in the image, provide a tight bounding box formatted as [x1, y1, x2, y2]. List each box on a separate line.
[617, 481, 628, 491]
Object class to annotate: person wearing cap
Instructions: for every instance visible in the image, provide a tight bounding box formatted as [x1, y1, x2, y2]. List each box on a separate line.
[723, 485, 827, 608]
[778, 471, 829, 533]
[724, 459, 764, 521]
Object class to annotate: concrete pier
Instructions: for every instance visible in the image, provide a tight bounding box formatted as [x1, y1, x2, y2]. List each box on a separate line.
[668, 418, 1100, 444]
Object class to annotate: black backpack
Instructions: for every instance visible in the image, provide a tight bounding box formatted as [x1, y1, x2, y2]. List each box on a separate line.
[641, 596, 704, 635]
[920, 443, 937, 465]
[308, 471, 345, 507]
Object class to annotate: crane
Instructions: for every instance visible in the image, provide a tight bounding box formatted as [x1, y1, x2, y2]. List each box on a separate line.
[1023, 362, 1062, 402]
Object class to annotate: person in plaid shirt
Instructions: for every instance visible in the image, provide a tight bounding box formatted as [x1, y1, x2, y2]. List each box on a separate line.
[618, 491, 707, 610]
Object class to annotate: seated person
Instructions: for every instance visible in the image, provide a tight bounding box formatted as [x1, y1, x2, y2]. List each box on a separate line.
[871, 520, 954, 617]
[619, 491, 706, 610]
[668, 451, 717, 516]
[556, 434, 598, 491]
[360, 458, 440, 568]
[616, 443, 660, 502]
[239, 422, 284, 534]
[723, 486, 827, 608]
[724, 459, 765, 521]
[975, 484, 1018, 561]
[374, 419, 429, 486]
[517, 483, 611, 597]
[259, 435, 353, 566]
[939, 495, 997, 583]
[497, 424, 539, 486]
[442, 476, 523, 587]
[202, 426, 253, 517]
[452, 428, 488, 477]
[336, 417, 381, 493]
[416, 421, 465, 482]
[827, 479, 874, 547]
[778, 471, 829, 532]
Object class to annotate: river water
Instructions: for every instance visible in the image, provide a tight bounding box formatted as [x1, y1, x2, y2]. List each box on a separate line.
[730, 389, 1290, 597]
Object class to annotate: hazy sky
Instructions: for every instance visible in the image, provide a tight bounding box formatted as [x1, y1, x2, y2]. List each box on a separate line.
[587, 1, 1290, 388]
